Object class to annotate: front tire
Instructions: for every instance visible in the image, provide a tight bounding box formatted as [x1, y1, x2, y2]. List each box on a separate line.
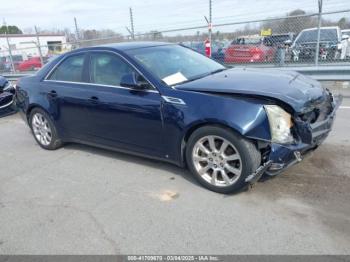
[186, 126, 261, 194]
[29, 108, 62, 150]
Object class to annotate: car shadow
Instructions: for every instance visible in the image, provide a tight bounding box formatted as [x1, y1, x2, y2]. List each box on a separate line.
[56, 143, 279, 195]
[62, 142, 202, 189]
[0, 108, 17, 118]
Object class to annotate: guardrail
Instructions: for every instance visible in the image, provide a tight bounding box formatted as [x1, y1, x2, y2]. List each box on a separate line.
[232, 65, 350, 81]
[1, 66, 350, 82]
[0, 73, 33, 82]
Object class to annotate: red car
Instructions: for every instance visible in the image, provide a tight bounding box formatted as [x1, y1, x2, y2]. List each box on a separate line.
[224, 36, 276, 63]
[17, 57, 44, 72]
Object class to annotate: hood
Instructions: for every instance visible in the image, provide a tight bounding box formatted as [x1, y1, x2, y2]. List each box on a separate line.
[176, 68, 327, 113]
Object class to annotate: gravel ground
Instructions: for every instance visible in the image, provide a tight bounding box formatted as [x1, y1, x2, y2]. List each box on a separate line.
[0, 99, 349, 255]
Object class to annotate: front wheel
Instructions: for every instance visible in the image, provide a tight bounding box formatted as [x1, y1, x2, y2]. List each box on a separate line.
[29, 108, 62, 150]
[186, 126, 261, 194]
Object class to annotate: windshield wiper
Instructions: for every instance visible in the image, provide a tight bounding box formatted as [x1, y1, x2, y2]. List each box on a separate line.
[176, 68, 227, 86]
[176, 74, 208, 85]
[209, 68, 227, 75]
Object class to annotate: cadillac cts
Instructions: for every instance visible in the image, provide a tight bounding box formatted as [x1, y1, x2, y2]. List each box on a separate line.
[15, 42, 341, 194]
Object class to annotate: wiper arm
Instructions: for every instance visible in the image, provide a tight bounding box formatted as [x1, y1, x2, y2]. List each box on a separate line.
[176, 74, 207, 85]
[175, 68, 227, 86]
[209, 68, 227, 75]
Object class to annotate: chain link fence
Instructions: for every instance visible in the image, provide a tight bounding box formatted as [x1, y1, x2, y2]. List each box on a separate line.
[1, 9, 349, 74]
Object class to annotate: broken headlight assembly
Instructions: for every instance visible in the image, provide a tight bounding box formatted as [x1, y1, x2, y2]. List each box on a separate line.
[264, 105, 294, 144]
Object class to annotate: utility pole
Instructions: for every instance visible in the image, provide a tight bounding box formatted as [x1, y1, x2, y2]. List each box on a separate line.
[74, 17, 80, 42]
[129, 7, 135, 40]
[34, 26, 44, 67]
[315, 0, 323, 66]
[204, 0, 212, 57]
[209, 0, 212, 55]
[3, 21, 15, 72]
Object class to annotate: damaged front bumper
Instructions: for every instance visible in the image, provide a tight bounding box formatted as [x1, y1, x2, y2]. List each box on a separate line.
[246, 94, 342, 184]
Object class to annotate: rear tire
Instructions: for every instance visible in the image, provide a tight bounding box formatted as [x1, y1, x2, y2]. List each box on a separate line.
[186, 126, 261, 194]
[29, 108, 62, 150]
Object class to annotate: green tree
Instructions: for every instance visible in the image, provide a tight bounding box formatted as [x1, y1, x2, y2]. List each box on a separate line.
[262, 9, 317, 35]
[0, 25, 23, 34]
[337, 17, 350, 29]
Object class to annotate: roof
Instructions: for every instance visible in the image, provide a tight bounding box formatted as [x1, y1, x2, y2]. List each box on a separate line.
[300, 26, 340, 31]
[101, 41, 173, 51]
[0, 34, 65, 38]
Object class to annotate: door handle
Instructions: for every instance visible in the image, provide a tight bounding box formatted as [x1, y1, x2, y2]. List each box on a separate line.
[88, 96, 99, 104]
[48, 90, 57, 98]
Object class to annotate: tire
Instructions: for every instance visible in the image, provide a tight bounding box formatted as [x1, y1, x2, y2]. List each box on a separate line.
[29, 108, 62, 150]
[186, 126, 261, 194]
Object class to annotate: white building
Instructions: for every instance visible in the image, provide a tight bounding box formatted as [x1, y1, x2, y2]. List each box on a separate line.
[0, 34, 68, 59]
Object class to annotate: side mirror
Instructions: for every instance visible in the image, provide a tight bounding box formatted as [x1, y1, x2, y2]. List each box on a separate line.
[284, 40, 292, 46]
[342, 34, 349, 41]
[120, 73, 149, 90]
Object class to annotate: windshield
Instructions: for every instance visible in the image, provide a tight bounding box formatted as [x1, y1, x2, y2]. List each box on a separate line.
[295, 29, 338, 44]
[126, 45, 225, 86]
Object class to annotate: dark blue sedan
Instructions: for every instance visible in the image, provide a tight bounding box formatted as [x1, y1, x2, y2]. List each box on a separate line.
[15, 42, 341, 194]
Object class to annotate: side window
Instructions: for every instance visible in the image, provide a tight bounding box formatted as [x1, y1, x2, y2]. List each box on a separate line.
[48, 54, 85, 82]
[90, 53, 135, 86]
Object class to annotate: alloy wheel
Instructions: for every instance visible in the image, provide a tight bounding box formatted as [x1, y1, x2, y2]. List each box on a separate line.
[192, 135, 242, 187]
[31, 113, 53, 146]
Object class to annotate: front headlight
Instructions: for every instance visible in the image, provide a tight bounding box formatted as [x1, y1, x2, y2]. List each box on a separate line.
[264, 105, 294, 144]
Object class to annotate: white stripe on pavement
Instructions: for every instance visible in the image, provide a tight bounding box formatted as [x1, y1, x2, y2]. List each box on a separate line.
[339, 106, 350, 109]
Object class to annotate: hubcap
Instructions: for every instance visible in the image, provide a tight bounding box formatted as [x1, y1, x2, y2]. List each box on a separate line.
[192, 135, 242, 187]
[31, 113, 52, 146]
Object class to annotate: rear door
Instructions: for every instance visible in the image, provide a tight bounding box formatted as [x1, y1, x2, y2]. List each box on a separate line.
[44, 52, 100, 140]
[83, 51, 164, 156]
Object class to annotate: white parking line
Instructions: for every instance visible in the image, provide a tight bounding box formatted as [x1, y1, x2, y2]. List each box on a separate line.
[339, 106, 350, 109]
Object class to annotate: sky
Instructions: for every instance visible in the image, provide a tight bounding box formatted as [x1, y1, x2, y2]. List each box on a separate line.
[1, 0, 349, 35]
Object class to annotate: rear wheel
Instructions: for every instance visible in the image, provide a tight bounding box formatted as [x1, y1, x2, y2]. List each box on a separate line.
[29, 108, 62, 150]
[186, 126, 261, 194]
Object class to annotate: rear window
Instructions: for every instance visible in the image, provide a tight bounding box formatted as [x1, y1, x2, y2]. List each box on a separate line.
[48, 54, 85, 82]
[296, 29, 338, 44]
[12, 55, 23, 62]
[232, 37, 262, 45]
[265, 35, 291, 45]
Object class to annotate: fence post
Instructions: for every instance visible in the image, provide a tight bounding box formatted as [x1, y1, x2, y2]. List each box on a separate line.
[315, 0, 323, 66]
[34, 26, 44, 67]
[129, 7, 135, 40]
[74, 17, 81, 48]
[5, 30, 15, 72]
[208, 0, 212, 57]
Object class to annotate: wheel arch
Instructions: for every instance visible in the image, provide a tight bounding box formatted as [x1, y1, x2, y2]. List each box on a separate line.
[26, 104, 48, 123]
[180, 120, 253, 166]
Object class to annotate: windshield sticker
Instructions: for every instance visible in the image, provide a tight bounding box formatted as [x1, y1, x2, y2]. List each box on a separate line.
[162, 72, 188, 86]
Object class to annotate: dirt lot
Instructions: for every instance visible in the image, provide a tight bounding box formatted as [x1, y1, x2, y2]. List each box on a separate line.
[0, 99, 349, 254]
